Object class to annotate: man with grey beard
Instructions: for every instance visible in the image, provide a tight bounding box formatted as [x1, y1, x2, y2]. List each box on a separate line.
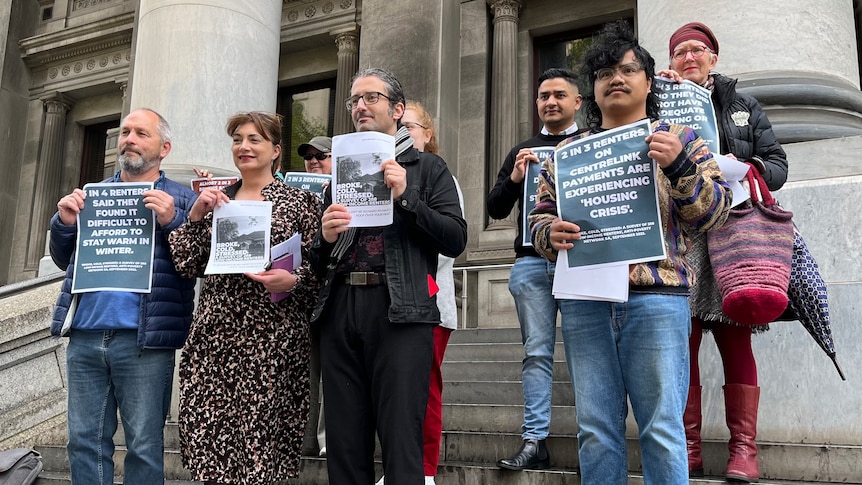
[49, 108, 197, 485]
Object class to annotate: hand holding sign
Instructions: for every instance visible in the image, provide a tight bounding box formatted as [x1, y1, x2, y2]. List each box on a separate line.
[189, 188, 230, 222]
[57, 188, 86, 226]
[549, 218, 582, 251]
[143, 189, 176, 226]
[645, 130, 683, 168]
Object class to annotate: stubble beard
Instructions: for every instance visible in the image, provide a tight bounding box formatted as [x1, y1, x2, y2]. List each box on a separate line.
[118, 152, 159, 175]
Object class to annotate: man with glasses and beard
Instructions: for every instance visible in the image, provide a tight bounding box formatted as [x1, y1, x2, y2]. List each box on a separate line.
[310, 68, 466, 485]
[528, 22, 732, 484]
[50, 108, 197, 485]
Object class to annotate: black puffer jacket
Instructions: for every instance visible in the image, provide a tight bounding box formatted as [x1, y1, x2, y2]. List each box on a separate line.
[712, 73, 788, 191]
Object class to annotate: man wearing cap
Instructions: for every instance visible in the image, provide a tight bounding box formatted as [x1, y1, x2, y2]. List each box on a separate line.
[297, 137, 333, 458]
[298, 135, 333, 175]
[661, 21, 788, 483]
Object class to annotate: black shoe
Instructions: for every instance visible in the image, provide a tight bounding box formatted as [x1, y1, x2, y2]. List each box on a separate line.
[497, 439, 550, 471]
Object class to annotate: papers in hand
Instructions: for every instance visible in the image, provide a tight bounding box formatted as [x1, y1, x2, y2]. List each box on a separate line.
[712, 153, 751, 208]
[553, 250, 629, 302]
[268, 233, 302, 303]
[205, 201, 272, 275]
[331, 132, 394, 227]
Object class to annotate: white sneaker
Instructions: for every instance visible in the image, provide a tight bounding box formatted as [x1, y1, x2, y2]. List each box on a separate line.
[374, 474, 434, 484]
[318, 446, 326, 457]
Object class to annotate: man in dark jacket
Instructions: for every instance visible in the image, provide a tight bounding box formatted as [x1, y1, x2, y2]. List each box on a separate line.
[486, 67, 582, 471]
[311, 68, 466, 485]
[50, 108, 196, 485]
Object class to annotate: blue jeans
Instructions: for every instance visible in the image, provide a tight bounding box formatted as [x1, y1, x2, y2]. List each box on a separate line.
[66, 330, 175, 485]
[558, 293, 690, 485]
[508, 256, 559, 440]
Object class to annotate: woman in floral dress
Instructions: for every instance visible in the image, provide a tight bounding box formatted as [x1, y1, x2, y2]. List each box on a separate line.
[169, 111, 321, 484]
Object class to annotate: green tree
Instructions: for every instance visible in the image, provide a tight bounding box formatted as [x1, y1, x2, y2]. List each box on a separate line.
[337, 156, 362, 182]
[284, 101, 328, 173]
[217, 218, 239, 242]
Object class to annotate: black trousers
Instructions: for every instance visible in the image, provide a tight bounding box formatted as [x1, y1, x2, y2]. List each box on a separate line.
[319, 283, 434, 485]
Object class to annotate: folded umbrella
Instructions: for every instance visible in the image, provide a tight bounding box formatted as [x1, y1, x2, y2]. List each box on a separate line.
[780, 223, 845, 380]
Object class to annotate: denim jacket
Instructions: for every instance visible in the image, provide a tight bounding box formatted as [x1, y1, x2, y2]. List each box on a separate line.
[50, 171, 198, 349]
[310, 148, 466, 324]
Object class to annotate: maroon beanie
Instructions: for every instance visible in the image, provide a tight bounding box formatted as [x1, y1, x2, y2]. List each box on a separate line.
[669, 22, 719, 56]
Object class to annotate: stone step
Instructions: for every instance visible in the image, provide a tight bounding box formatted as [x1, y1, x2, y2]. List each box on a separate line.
[38, 428, 862, 484]
[443, 341, 566, 361]
[449, 327, 562, 344]
[444, 380, 575, 406]
[36, 472, 197, 485]
[444, 403, 577, 435]
[37, 455, 851, 485]
[442, 360, 570, 382]
[37, 444, 192, 481]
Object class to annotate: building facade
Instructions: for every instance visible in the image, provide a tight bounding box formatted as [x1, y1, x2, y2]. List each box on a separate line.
[2, 0, 862, 452]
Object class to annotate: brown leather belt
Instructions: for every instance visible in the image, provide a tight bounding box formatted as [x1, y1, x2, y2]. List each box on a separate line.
[338, 272, 387, 286]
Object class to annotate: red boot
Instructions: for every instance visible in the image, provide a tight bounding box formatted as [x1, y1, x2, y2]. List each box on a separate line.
[685, 386, 704, 477]
[724, 384, 760, 482]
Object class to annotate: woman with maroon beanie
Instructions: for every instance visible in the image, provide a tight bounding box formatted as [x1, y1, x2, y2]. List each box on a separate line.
[660, 22, 789, 483]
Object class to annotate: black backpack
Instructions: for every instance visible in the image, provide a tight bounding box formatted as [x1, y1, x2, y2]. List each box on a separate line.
[0, 449, 42, 485]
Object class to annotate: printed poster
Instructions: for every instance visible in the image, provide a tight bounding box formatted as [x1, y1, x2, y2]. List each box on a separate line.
[71, 182, 155, 293]
[205, 200, 272, 275]
[554, 119, 666, 269]
[190, 176, 239, 194]
[332, 131, 394, 227]
[655, 76, 720, 153]
[281, 172, 331, 199]
[522, 146, 556, 247]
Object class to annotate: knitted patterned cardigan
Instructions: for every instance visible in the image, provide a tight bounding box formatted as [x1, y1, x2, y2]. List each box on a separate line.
[528, 120, 732, 293]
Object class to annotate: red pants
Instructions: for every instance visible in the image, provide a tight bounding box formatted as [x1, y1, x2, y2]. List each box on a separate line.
[423, 326, 452, 476]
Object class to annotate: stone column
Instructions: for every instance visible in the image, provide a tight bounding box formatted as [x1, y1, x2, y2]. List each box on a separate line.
[638, 0, 862, 143]
[128, 0, 282, 183]
[27, 93, 72, 268]
[332, 28, 359, 136]
[486, 0, 523, 230]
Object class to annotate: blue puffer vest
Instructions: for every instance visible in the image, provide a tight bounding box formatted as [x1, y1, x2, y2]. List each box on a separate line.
[50, 171, 198, 349]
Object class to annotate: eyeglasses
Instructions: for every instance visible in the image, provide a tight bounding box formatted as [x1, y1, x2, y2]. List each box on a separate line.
[671, 46, 711, 61]
[302, 152, 330, 161]
[345, 91, 392, 112]
[595, 63, 644, 82]
[403, 122, 427, 131]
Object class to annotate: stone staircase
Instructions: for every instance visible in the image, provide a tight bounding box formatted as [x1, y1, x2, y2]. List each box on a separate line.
[33, 327, 861, 484]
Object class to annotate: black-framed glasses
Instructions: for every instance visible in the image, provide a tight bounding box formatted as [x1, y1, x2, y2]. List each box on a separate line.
[345, 91, 391, 112]
[303, 152, 330, 161]
[671, 46, 711, 61]
[594, 63, 643, 82]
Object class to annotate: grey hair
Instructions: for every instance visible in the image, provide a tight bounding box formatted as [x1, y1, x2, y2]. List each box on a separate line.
[350, 67, 406, 107]
[136, 108, 172, 144]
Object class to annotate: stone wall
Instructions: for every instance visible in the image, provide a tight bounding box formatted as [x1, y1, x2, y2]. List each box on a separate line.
[0, 275, 68, 449]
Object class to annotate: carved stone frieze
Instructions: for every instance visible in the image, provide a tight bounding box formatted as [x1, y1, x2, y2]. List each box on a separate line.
[69, 0, 129, 17]
[45, 49, 130, 83]
[284, 0, 354, 24]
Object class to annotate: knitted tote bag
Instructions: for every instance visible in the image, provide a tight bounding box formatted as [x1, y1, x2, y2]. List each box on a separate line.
[707, 163, 794, 325]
